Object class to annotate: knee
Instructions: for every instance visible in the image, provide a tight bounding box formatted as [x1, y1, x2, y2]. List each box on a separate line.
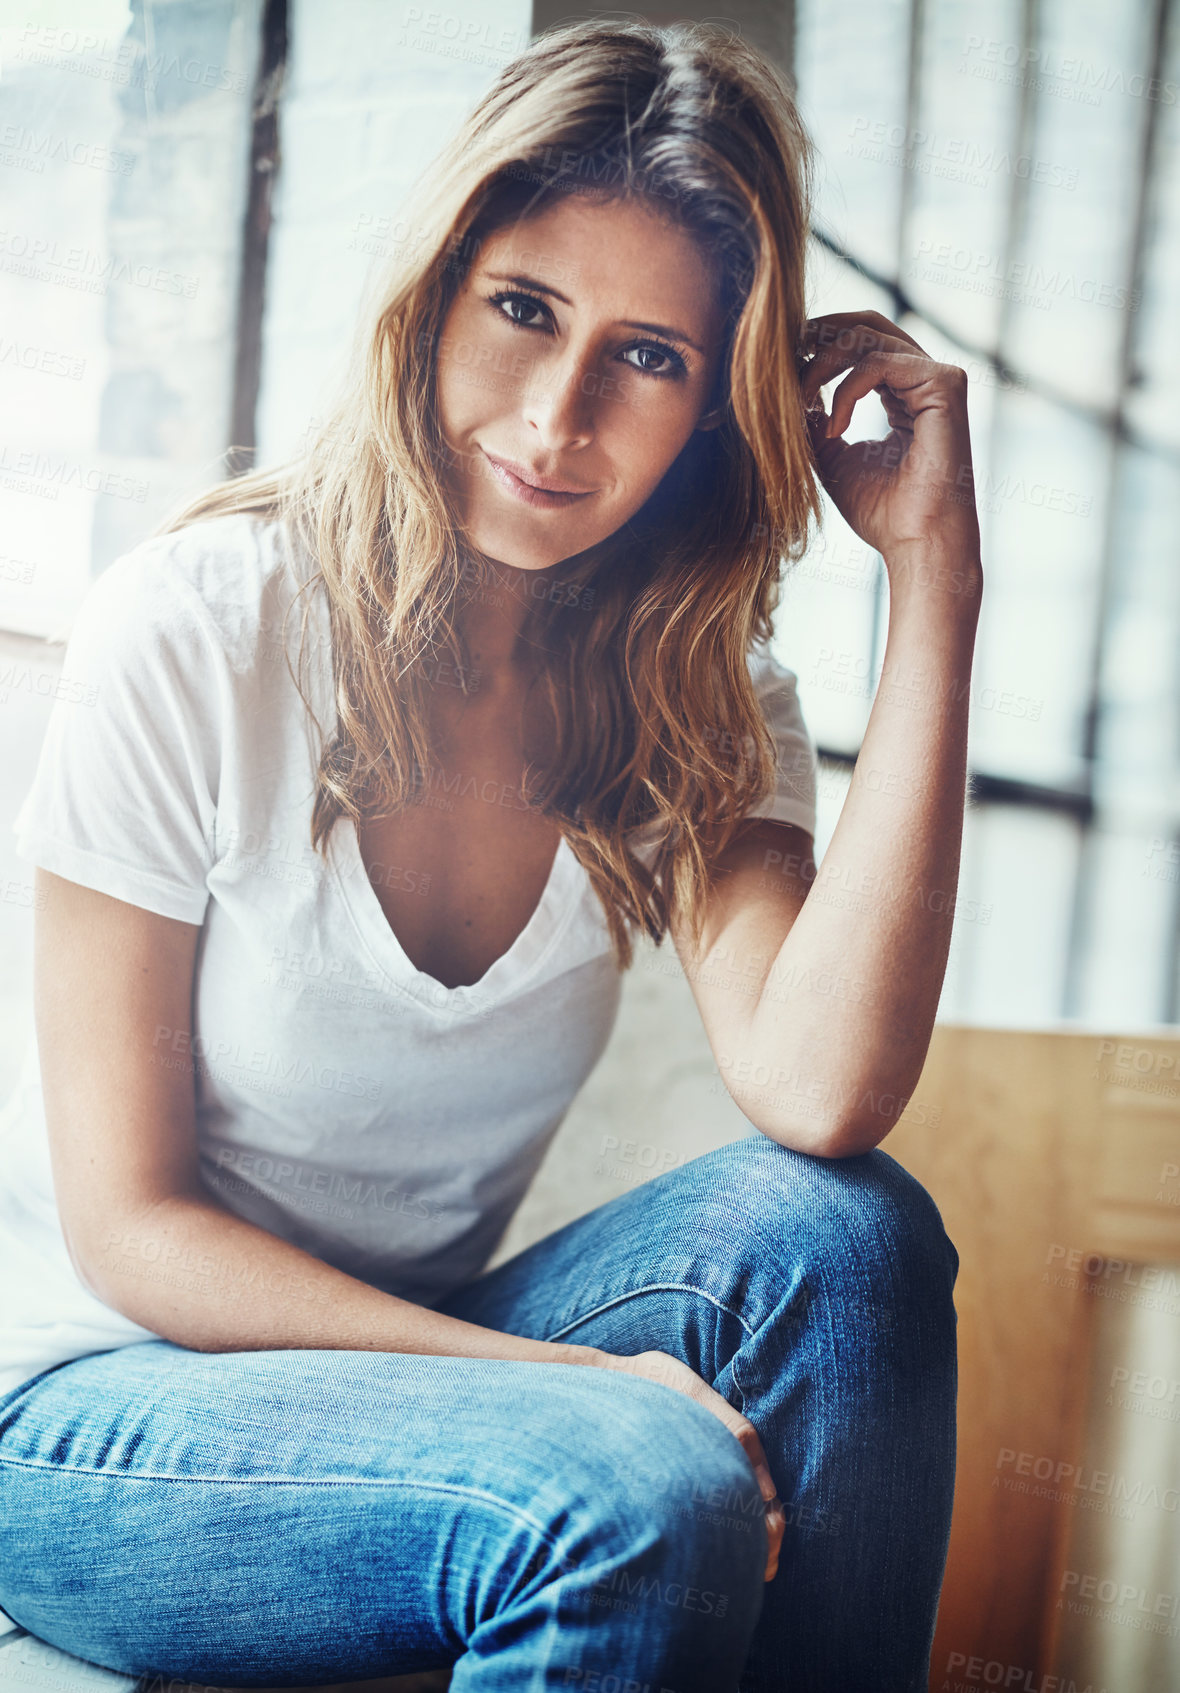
[693, 1131, 960, 1302]
[850, 1145, 960, 1293]
[828, 1143, 959, 1284]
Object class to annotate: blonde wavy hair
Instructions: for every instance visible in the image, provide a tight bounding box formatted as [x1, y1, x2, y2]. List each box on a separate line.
[154, 18, 824, 972]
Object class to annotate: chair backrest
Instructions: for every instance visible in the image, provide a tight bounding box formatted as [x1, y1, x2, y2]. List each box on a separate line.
[884, 1022, 1180, 1691]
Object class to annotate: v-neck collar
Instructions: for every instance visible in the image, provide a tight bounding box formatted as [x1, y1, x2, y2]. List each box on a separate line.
[290, 534, 588, 1017]
[328, 819, 582, 1019]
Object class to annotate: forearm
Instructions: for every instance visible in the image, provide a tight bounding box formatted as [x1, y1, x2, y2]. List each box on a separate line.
[82, 1190, 598, 1368]
[747, 556, 982, 1155]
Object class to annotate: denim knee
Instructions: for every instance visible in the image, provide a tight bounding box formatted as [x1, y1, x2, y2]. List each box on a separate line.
[690, 1130, 960, 1302]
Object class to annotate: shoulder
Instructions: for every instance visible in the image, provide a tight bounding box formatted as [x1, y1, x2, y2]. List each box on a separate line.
[65, 511, 311, 676]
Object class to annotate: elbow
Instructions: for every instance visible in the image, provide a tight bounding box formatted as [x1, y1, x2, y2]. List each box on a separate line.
[731, 1070, 912, 1159]
[749, 1109, 890, 1161]
[69, 1234, 134, 1320]
[61, 1220, 110, 1305]
[814, 1117, 891, 1159]
[67, 1208, 167, 1329]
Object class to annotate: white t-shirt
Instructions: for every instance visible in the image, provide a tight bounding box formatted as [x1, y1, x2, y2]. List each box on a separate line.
[0, 512, 818, 1399]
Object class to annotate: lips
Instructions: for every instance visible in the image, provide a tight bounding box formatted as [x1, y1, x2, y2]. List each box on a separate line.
[481, 449, 593, 508]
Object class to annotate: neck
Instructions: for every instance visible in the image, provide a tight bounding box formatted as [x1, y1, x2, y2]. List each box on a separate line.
[455, 560, 548, 694]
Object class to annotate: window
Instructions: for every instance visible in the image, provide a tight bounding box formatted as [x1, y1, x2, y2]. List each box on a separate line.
[788, 0, 1180, 1026]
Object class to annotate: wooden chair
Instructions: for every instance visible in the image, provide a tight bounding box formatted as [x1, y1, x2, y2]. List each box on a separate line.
[886, 1022, 1180, 1689]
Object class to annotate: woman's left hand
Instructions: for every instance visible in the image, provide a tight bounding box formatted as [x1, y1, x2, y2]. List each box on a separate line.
[798, 310, 982, 580]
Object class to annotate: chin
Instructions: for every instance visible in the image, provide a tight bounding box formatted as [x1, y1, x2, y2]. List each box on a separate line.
[466, 515, 598, 575]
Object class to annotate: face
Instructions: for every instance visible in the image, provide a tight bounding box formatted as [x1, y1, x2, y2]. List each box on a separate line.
[433, 192, 727, 573]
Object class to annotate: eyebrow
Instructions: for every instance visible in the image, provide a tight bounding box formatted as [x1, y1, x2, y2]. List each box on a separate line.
[480, 271, 706, 356]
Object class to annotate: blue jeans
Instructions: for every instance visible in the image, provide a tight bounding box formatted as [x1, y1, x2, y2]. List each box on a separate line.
[0, 1132, 959, 1692]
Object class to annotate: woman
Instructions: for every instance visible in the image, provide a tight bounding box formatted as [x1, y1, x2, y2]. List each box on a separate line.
[0, 19, 979, 1693]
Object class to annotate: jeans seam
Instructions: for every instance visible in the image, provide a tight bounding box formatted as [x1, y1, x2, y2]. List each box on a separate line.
[729, 1276, 808, 1422]
[0, 1458, 564, 1549]
[731, 1344, 747, 1415]
[539, 1281, 758, 1344]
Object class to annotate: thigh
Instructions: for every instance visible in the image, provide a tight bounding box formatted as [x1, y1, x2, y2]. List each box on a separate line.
[0, 1336, 764, 1688]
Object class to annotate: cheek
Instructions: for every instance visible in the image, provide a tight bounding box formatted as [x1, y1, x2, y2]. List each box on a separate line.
[435, 301, 499, 408]
[601, 389, 700, 477]
[435, 337, 482, 431]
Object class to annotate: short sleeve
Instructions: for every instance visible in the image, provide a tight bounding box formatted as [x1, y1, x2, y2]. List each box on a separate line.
[743, 639, 817, 838]
[11, 546, 224, 924]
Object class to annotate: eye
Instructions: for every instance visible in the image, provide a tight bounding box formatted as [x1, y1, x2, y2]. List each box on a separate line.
[483, 289, 690, 381]
[621, 343, 686, 378]
[487, 289, 549, 331]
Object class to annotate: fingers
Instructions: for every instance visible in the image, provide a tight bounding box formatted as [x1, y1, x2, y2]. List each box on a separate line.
[825, 348, 933, 438]
[731, 1416, 784, 1578]
[617, 1352, 784, 1582]
[734, 1421, 784, 1582]
[800, 331, 925, 411]
[803, 321, 966, 449]
[797, 310, 931, 447]
[763, 1498, 784, 1581]
[732, 1417, 775, 1500]
[798, 308, 926, 360]
[682, 1384, 782, 1581]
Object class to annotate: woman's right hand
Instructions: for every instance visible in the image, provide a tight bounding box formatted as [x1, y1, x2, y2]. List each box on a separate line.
[586, 1347, 784, 1582]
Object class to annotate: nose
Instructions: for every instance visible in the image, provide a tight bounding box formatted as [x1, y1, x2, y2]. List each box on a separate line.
[520, 344, 597, 452]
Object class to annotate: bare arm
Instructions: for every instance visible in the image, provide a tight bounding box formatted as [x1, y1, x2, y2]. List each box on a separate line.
[745, 310, 984, 1155]
[669, 578, 977, 1158]
[672, 309, 984, 1158]
[738, 576, 978, 1153]
[33, 867, 598, 1368]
